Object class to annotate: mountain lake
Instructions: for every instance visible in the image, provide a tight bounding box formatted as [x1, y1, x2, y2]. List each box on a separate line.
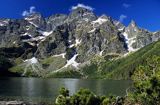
[0, 77, 132, 102]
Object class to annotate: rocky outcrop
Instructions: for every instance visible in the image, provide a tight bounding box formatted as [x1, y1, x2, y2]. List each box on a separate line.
[121, 20, 154, 52]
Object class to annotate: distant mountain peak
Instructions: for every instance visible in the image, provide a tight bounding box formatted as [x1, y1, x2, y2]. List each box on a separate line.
[24, 12, 42, 20]
[129, 20, 137, 28]
[100, 14, 110, 19]
[70, 7, 93, 16]
[72, 7, 92, 12]
[71, 3, 94, 11]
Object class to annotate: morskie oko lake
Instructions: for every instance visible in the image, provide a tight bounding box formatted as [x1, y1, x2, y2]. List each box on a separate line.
[0, 77, 132, 102]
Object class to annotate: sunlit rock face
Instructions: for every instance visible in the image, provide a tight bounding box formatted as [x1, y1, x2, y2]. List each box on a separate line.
[122, 20, 153, 52]
[0, 7, 160, 76]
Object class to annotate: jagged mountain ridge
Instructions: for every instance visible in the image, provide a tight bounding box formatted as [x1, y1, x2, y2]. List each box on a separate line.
[0, 7, 159, 76]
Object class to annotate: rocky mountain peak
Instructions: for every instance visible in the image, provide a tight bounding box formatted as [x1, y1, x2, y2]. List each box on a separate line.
[99, 15, 111, 20]
[25, 12, 42, 21]
[126, 20, 139, 34]
[24, 12, 47, 30]
[128, 20, 137, 28]
[71, 7, 92, 13]
[69, 7, 95, 20]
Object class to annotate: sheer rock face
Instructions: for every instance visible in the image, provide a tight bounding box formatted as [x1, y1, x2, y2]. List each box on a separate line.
[0, 7, 160, 73]
[122, 20, 154, 51]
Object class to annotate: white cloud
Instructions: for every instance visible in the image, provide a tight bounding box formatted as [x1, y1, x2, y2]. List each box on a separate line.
[22, 6, 36, 16]
[123, 3, 131, 8]
[29, 6, 36, 13]
[22, 11, 29, 16]
[71, 3, 94, 11]
[119, 14, 127, 22]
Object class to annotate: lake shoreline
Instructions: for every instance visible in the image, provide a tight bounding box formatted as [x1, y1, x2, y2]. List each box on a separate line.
[0, 96, 54, 105]
[0, 100, 49, 105]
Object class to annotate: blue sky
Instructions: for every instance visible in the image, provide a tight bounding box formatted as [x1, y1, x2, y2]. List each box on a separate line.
[0, 0, 160, 32]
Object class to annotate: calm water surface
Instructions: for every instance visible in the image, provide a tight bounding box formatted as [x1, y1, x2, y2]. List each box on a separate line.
[0, 77, 132, 101]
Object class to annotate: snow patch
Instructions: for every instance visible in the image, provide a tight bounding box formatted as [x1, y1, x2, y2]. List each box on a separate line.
[83, 12, 93, 16]
[91, 17, 108, 25]
[134, 28, 138, 32]
[69, 39, 81, 48]
[115, 21, 120, 26]
[88, 28, 96, 33]
[26, 26, 30, 30]
[25, 17, 38, 27]
[29, 21, 38, 27]
[24, 16, 37, 21]
[53, 53, 66, 58]
[118, 27, 125, 31]
[21, 33, 32, 37]
[99, 50, 104, 56]
[0, 23, 4, 26]
[37, 36, 45, 40]
[128, 37, 137, 52]
[21, 31, 52, 43]
[24, 57, 38, 64]
[23, 57, 43, 76]
[22, 36, 45, 42]
[131, 23, 136, 27]
[38, 30, 53, 36]
[52, 54, 80, 73]
[153, 31, 158, 35]
[64, 54, 79, 68]
[13, 41, 16, 44]
[0, 20, 9, 26]
[83, 18, 89, 22]
[27, 42, 36, 46]
[75, 39, 81, 46]
[21, 29, 52, 46]
[69, 44, 75, 48]
[123, 32, 137, 52]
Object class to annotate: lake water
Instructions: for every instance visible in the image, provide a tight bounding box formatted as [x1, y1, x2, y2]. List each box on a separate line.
[0, 77, 132, 102]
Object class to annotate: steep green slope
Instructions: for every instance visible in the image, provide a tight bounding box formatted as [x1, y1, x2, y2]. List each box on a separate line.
[81, 40, 160, 79]
[103, 40, 160, 79]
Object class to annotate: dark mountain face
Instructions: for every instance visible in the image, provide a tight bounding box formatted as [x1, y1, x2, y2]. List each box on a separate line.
[0, 7, 159, 76]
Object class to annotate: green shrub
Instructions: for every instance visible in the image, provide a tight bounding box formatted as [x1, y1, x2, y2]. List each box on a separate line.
[131, 55, 160, 105]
